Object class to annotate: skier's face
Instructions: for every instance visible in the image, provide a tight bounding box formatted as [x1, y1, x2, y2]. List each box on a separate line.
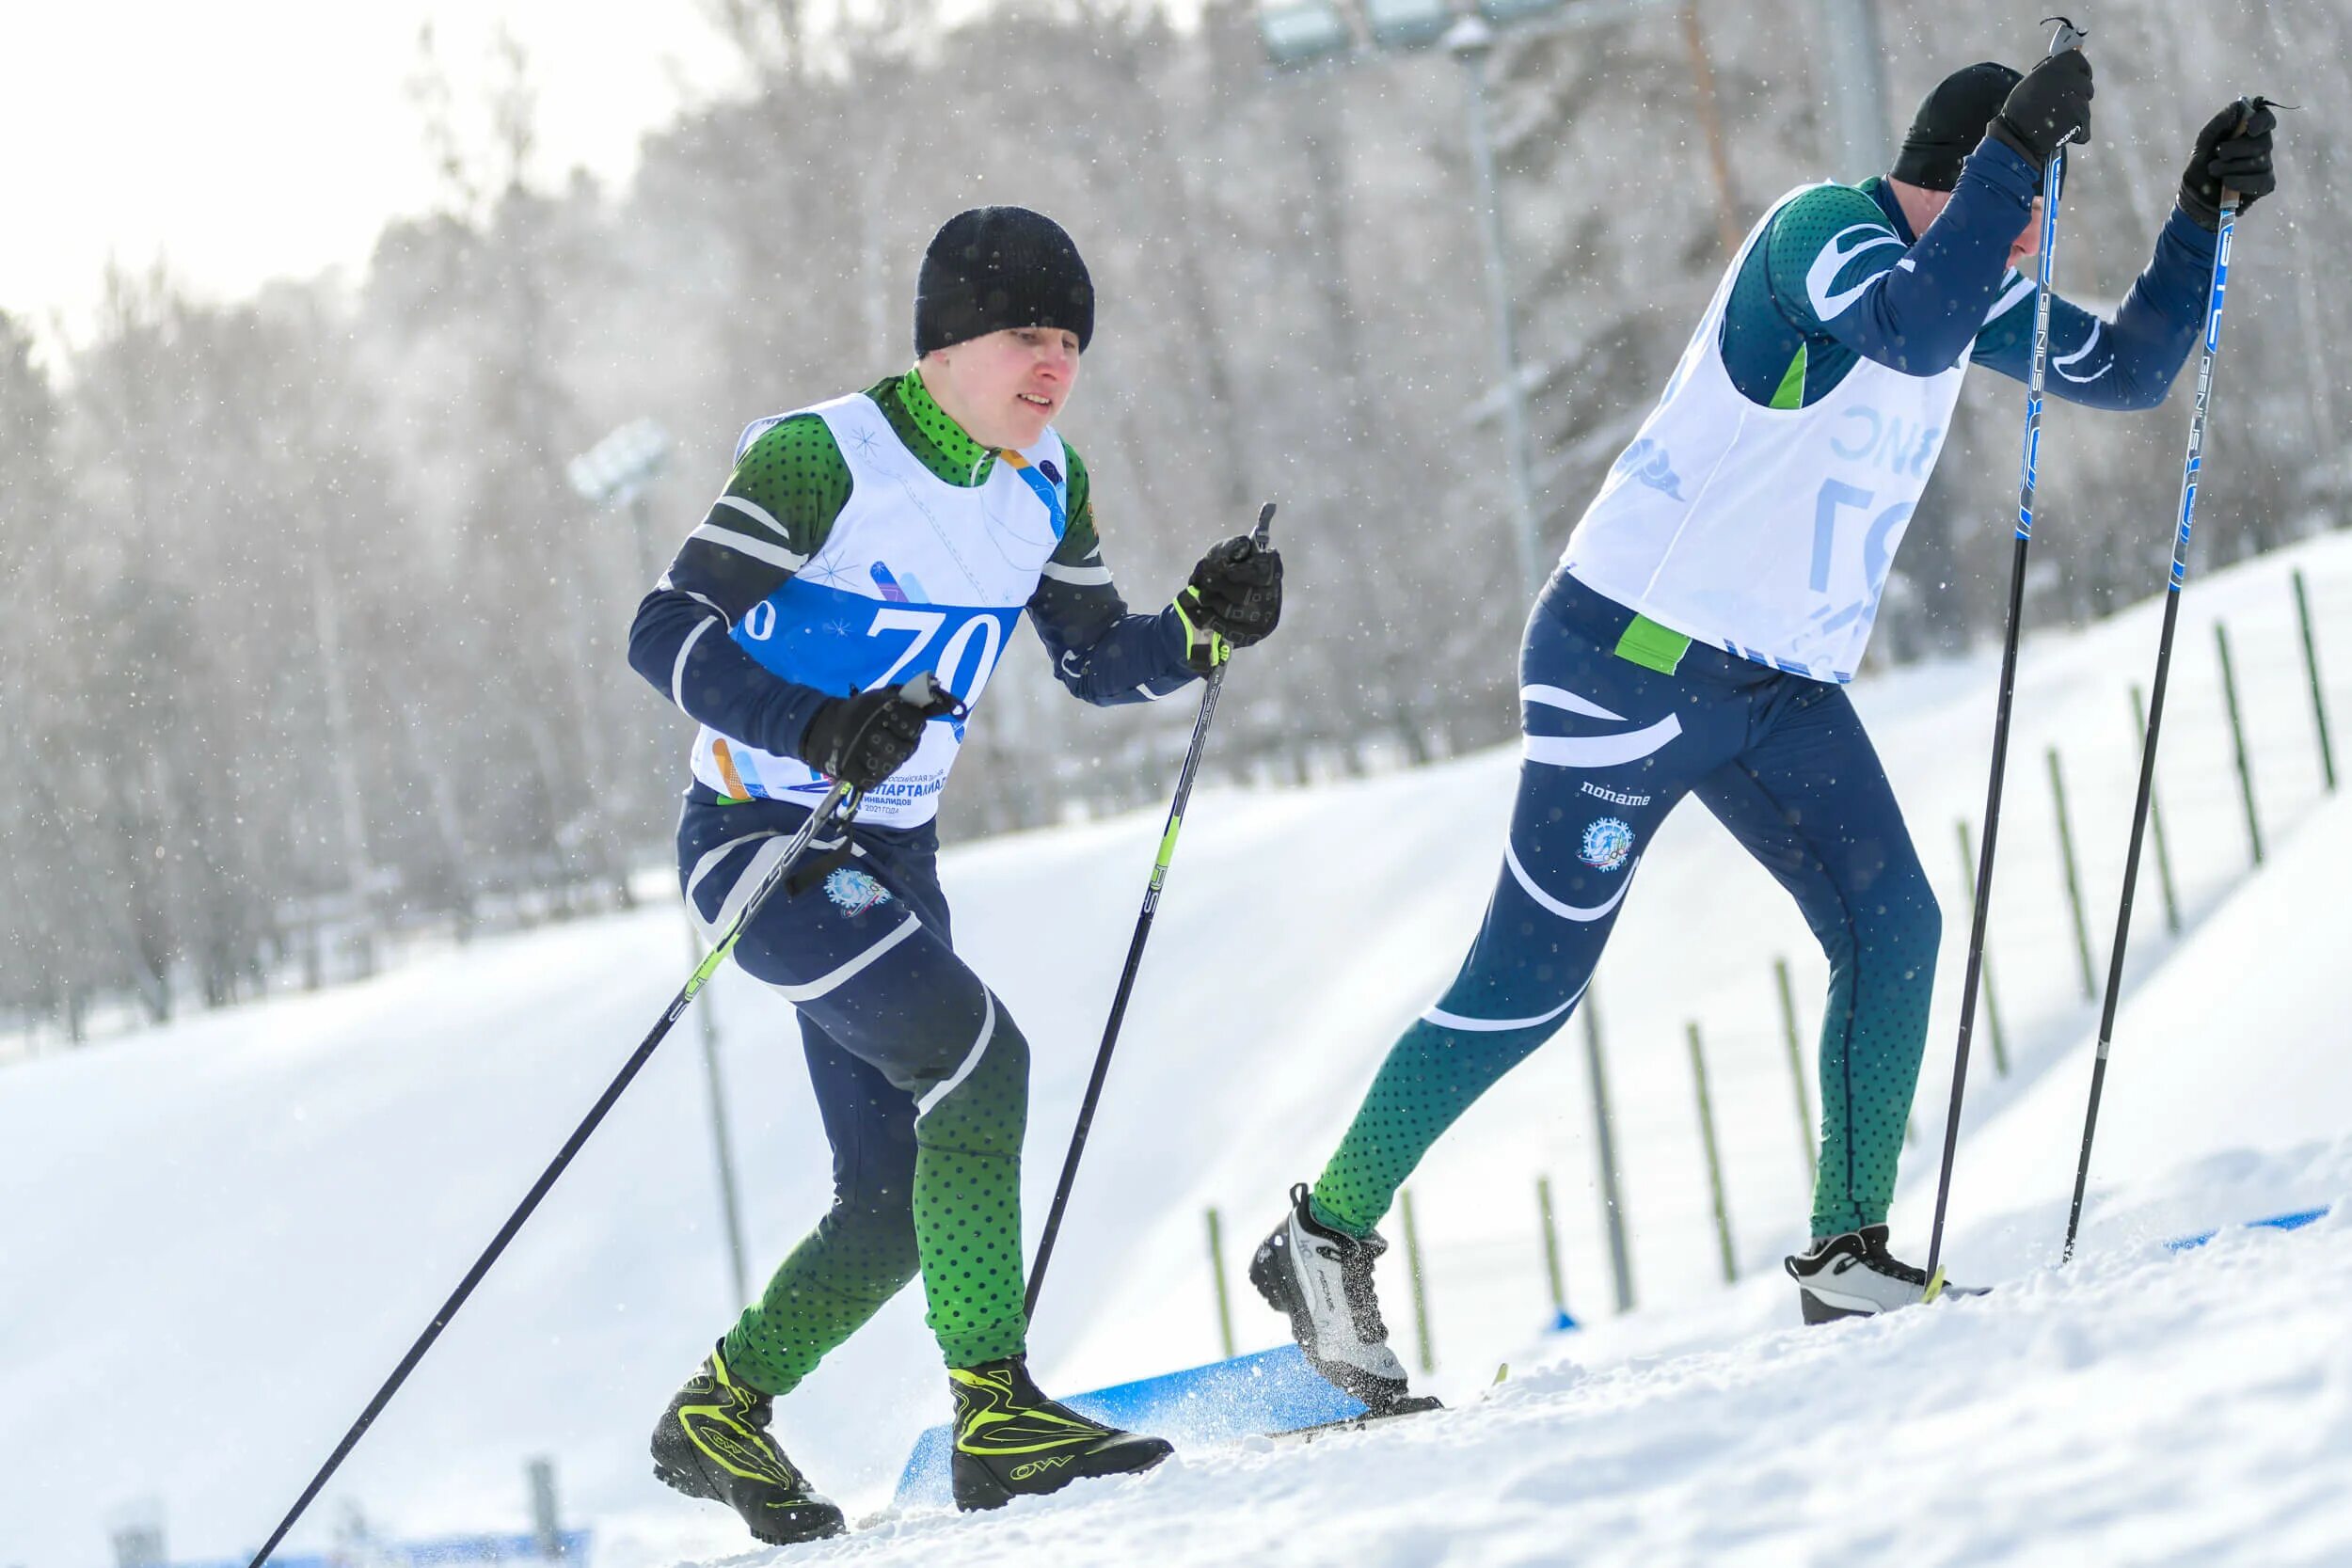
[925, 326, 1083, 449]
[1896, 183, 2043, 275]
[2008, 198, 2045, 271]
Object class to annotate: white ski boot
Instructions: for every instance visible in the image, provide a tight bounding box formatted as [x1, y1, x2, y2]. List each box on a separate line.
[1785, 1225, 1986, 1323]
[1250, 1182, 1415, 1410]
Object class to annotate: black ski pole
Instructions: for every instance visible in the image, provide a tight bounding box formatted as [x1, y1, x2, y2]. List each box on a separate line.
[1025, 501, 1276, 1322]
[2063, 115, 2259, 1262]
[1923, 18, 2087, 1296]
[242, 676, 951, 1566]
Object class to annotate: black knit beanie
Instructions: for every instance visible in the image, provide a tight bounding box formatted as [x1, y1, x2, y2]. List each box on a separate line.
[1891, 62, 2023, 190]
[914, 207, 1094, 356]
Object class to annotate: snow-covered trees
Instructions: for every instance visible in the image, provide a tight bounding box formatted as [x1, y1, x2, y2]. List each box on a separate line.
[5, 0, 2342, 1038]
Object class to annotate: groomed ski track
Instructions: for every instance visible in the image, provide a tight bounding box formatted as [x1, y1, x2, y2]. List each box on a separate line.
[3, 537, 2349, 1566]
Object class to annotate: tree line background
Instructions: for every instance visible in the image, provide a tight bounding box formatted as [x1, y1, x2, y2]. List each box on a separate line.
[3, 0, 2344, 1041]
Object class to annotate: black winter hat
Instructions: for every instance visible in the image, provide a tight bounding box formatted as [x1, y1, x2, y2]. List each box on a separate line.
[1892, 62, 2023, 191]
[914, 207, 1094, 356]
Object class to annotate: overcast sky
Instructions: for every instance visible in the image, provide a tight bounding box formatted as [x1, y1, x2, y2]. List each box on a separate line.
[1, 1, 744, 352]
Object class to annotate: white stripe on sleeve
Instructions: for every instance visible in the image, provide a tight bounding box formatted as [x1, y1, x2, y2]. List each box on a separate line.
[672, 616, 719, 710]
[715, 493, 788, 537]
[688, 522, 807, 571]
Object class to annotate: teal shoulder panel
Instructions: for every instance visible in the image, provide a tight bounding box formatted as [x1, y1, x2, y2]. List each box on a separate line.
[1719, 184, 1892, 408]
[1764, 183, 1903, 337]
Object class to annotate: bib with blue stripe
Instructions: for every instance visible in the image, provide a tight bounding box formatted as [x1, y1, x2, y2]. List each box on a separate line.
[690, 392, 1070, 827]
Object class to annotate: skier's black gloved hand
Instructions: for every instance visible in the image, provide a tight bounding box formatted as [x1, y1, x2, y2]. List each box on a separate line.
[1988, 49, 2094, 172]
[1173, 535, 1283, 673]
[2179, 97, 2279, 230]
[801, 676, 961, 791]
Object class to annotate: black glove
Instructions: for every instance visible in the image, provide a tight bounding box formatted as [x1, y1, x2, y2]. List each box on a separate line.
[1988, 49, 2094, 171]
[1173, 535, 1283, 673]
[2179, 97, 2278, 230]
[800, 675, 961, 791]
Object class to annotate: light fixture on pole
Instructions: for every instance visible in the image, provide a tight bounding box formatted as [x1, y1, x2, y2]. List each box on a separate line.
[1366, 0, 1455, 50]
[1260, 0, 1353, 68]
[566, 417, 674, 578]
[1445, 12, 1544, 600]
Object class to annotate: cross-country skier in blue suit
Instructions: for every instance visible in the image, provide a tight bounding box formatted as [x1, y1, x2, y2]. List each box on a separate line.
[1249, 55, 2280, 1408]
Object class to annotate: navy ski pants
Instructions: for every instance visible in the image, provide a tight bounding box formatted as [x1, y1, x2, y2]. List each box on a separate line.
[1312, 571, 1941, 1240]
[677, 785, 1031, 1391]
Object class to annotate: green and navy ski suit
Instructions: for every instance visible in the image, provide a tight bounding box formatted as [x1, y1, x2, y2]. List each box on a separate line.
[628, 369, 1197, 1389]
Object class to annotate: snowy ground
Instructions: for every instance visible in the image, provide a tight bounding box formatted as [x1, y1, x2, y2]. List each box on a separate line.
[735, 1196, 2352, 1568]
[643, 783, 2352, 1568]
[4, 534, 2348, 1567]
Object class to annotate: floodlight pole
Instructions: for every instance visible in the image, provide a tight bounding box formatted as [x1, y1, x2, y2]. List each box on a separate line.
[640, 487, 754, 1309]
[1815, 0, 1893, 182]
[1262, 2, 1696, 594]
[570, 422, 751, 1311]
[1448, 14, 1544, 602]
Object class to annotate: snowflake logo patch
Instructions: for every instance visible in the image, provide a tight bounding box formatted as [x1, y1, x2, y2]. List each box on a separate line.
[825, 866, 894, 915]
[1611, 438, 1687, 502]
[1580, 816, 1637, 873]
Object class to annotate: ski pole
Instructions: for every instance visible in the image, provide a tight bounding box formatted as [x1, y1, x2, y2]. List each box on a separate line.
[1025, 501, 1276, 1322]
[243, 677, 949, 1565]
[2063, 108, 2261, 1262]
[1923, 17, 2087, 1296]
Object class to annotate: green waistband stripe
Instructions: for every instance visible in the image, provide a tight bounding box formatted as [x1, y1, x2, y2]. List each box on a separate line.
[1614, 614, 1692, 674]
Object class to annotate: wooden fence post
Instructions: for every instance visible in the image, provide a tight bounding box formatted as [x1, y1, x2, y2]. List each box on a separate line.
[1686, 1022, 1737, 1284]
[1772, 957, 1816, 1175]
[2129, 684, 2183, 936]
[1205, 1207, 1236, 1358]
[1536, 1175, 1572, 1329]
[2046, 747, 2097, 1000]
[1581, 993, 1636, 1312]
[2294, 568, 2337, 792]
[2216, 621, 2265, 865]
[1399, 1188, 1436, 1373]
[1954, 819, 2010, 1077]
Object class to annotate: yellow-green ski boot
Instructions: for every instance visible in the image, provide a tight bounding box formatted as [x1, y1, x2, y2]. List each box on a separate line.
[650, 1347, 845, 1544]
[947, 1357, 1172, 1511]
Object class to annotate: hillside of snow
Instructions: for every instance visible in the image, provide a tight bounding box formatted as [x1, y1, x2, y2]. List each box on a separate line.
[3, 534, 2349, 1568]
[790, 786, 2352, 1568]
[729, 778, 2347, 1567]
[771, 1192, 2352, 1568]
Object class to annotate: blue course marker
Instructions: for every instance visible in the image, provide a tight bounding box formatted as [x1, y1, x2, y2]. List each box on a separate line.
[2164, 1205, 2332, 1254]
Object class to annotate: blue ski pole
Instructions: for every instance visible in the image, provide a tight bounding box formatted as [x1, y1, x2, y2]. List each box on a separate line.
[1923, 17, 2089, 1295]
[2063, 103, 2265, 1261]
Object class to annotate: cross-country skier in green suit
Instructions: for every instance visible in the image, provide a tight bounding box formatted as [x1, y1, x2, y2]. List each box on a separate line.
[1250, 55, 2280, 1405]
[627, 207, 1282, 1539]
